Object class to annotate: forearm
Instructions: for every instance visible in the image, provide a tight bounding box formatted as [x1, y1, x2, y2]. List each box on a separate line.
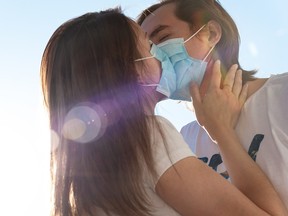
[215, 127, 288, 215]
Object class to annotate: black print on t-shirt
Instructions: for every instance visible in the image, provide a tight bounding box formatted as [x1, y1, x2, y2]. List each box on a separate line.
[248, 134, 264, 161]
[198, 154, 229, 179]
[198, 134, 264, 179]
[198, 154, 222, 171]
[198, 157, 208, 163]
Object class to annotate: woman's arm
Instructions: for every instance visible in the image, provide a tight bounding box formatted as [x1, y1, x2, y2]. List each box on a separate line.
[156, 156, 272, 216]
[155, 60, 288, 216]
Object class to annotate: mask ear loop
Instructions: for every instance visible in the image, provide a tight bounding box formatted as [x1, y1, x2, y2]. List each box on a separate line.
[135, 40, 155, 62]
[183, 24, 207, 43]
[134, 55, 158, 87]
[141, 83, 158, 87]
[202, 45, 215, 63]
[182, 24, 215, 64]
[134, 55, 155, 62]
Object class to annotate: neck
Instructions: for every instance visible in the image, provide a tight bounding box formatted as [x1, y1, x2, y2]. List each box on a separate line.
[143, 91, 164, 115]
[246, 78, 268, 98]
[199, 61, 268, 99]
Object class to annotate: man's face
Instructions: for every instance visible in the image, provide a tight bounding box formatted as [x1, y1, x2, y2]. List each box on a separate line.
[141, 3, 210, 60]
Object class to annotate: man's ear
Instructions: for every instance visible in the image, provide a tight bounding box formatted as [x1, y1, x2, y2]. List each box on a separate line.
[207, 20, 222, 46]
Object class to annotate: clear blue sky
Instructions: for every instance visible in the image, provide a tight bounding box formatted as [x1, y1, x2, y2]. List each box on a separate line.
[0, 1, 287, 215]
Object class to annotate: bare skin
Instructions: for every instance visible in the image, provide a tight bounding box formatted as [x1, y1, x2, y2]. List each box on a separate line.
[140, 3, 287, 215]
[141, 3, 268, 99]
[155, 61, 287, 215]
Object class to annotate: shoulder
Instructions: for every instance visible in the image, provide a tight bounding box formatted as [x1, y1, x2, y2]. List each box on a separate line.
[270, 71, 288, 78]
[152, 115, 188, 145]
[247, 78, 268, 98]
[154, 115, 178, 129]
[247, 72, 288, 98]
[180, 121, 204, 141]
[148, 116, 195, 186]
[269, 72, 288, 85]
[180, 121, 199, 134]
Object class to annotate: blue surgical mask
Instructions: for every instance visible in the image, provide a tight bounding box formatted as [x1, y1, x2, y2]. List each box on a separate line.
[157, 24, 214, 101]
[135, 25, 214, 101]
[135, 43, 177, 97]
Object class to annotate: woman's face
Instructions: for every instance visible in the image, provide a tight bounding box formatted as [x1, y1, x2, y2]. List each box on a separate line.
[131, 21, 162, 90]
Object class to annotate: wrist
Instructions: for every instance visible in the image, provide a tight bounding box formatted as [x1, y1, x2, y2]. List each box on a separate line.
[209, 126, 236, 144]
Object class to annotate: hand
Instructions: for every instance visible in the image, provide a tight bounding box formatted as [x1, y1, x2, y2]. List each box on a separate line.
[190, 60, 248, 141]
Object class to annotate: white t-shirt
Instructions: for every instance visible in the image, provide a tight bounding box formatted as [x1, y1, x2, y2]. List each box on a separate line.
[180, 121, 229, 179]
[181, 72, 288, 208]
[96, 116, 195, 215]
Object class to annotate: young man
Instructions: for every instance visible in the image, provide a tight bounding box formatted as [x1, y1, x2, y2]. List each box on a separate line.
[138, 0, 288, 208]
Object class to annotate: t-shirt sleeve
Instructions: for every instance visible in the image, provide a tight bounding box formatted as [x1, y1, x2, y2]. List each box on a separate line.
[150, 116, 196, 189]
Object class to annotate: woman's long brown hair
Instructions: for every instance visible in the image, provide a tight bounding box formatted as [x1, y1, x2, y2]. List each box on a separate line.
[41, 8, 160, 216]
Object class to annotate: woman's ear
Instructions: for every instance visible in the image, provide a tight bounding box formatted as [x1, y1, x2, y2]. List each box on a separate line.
[137, 74, 145, 85]
[207, 20, 222, 46]
[135, 63, 146, 85]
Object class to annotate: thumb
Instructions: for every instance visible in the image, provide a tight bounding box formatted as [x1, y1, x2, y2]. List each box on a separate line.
[190, 82, 202, 118]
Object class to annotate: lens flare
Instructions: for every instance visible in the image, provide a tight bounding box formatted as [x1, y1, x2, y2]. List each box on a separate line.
[62, 103, 107, 144]
[63, 118, 86, 141]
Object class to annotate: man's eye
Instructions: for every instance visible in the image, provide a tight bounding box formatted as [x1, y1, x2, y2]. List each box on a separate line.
[158, 35, 170, 43]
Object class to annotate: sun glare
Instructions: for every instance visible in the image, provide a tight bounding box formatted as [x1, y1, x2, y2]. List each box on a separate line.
[0, 105, 51, 216]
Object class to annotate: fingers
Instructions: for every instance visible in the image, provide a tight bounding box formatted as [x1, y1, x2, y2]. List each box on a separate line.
[190, 82, 204, 125]
[239, 83, 249, 107]
[222, 64, 238, 92]
[222, 64, 244, 100]
[190, 82, 201, 111]
[232, 69, 243, 97]
[209, 60, 222, 90]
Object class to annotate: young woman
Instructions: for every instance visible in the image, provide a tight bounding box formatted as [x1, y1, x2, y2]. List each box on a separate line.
[41, 8, 287, 216]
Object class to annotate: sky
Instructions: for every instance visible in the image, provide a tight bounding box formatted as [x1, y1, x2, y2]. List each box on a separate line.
[0, 1, 287, 215]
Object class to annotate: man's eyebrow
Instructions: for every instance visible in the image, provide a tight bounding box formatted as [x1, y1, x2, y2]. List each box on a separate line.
[149, 25, 169, 38]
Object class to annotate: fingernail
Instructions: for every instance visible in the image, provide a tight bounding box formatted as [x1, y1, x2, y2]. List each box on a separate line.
[232, 64, 238, 70]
